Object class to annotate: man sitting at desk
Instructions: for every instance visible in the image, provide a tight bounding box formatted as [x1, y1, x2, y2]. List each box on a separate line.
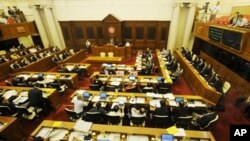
[172, 100, 190, 121]
[93, 75, 104, 87]
[89, 101, 106, 115]
[154, 99, 171, 116]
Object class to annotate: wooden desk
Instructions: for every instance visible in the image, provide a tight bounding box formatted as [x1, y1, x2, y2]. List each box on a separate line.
[0, 86, 60, 110]
[91, 44, 131, 58]
[155, 49, 173, 84]
[15, 71, 79, 89]
[57, 49, 85, 65]
[31, 120, 216, 141]
[0, 116, 26, 141]
[59, 63, 91, 75]
[86, 56, 123, 63]
[174, 50, 221, 105]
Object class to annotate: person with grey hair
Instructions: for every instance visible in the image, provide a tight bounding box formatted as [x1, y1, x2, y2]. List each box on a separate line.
[71, 93, 85, 115]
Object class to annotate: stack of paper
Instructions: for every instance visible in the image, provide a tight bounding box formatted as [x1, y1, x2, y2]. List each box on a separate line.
[127, 135, 149, 141]
[163, 93, 175, 100]
[49, 129, 69, 141]
[92, 96, 100, 102]
[150, 99, 161, 107]
[74, 120, 92, 132]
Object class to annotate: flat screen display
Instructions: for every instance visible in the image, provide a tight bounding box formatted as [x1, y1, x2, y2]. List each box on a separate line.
[222, 29, 243, 52]
[175, 97, 184, 103]
[162, 134, 174, 141]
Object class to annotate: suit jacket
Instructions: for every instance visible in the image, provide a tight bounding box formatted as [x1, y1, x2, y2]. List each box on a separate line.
[154, 106, 171, 116]
[28, 87, 44, 107]
[13, 63, 21, 69]
[172, 106, 190, 120]
[197, 112, 217, 127]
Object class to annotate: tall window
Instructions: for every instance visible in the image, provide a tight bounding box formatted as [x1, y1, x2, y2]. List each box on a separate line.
[147, 26, 156, 40]
[86, 27, 94, 39]
[97, 27, 103, 39]
[75, 27, 83, 39]
[124, 27, 132, 39]
[136, 27, 144, 39]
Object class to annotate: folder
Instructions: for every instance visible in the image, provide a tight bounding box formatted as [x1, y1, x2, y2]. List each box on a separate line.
[166, 125, 178, 135]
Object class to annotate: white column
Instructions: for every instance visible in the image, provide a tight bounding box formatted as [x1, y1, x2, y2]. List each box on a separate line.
[182, 3, 196, 49]
[50, 7, 66, 49]
[167, 3, 181, 52]
[30, 5, 49, 48]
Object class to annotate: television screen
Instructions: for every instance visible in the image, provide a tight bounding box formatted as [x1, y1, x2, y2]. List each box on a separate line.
[162, 134, 174, 141]
[158, 76, 163, 81]
[175, 97, 184, 103]
[208, 26, 222, 42]
[222, 29, 243, 52]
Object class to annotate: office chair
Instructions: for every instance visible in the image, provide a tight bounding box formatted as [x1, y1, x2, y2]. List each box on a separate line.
[191, 114, 219, 131]
[65, 107, 80, 121]
[89, 84, 101, 91]
[85, 112, 104, 123]
[14, 106, 36, 120]
[216, 81, 231, 112]
[0, 105, 18, 117]
[105, 85, 116, 92]
[130, 116, 146, 127]
[158, 87, 171, 94]
[152, 115, 174, 128]
[106, 115, 121, 125]
[175, 115, 193, 129]
[141, 87, 154, 93]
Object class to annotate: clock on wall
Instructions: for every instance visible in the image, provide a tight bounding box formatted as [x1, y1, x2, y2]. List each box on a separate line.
[108, 26, 115, 34]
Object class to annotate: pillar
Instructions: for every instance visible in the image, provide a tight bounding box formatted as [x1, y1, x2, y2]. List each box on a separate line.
[182, 3, 196, 50]
[167, 3, 181, 52]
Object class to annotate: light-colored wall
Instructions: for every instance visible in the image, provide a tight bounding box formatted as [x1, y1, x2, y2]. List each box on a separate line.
[53, 0, 174, 21]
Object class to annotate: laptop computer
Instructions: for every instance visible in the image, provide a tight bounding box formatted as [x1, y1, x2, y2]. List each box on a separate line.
[129, 76, 136, 81]
[83, 92, 90, 100]
[161, 134, 174, 141]
[100, 92, 107, 101]
[175, 97, 184, 103]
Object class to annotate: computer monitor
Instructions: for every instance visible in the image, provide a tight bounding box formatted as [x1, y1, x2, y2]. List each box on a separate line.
[100, 92, 107, 99]
[175, 97, 184, 103]
[158, 76, 163, 81]
[106, 64, 112, 68]
[83, 92, 90, 98]
[129, 76, 136, 81]
[118, 100, 125, 106]
[161, 134, 174, 141]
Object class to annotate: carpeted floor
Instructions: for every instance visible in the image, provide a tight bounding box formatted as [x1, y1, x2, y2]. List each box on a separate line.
[1, 52, 250, 141]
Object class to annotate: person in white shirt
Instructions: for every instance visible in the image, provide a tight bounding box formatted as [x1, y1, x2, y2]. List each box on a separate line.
[71, 93, 85, 115]
[131, 106, 146, 117]
[209, 1, 220, 21]
[125, 41, 131, 46]
[107, 105, 124, 117]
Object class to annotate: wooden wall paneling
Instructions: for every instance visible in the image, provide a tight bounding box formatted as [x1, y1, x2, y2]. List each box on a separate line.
[59, 21, 75, 49]
[125, 46, 132, 58]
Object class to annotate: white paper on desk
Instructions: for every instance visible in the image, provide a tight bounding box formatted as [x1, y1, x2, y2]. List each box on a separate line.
[18, 74, 30, 80]
[129, 97, 136, 104]
[146, 92, 155, 97]
[113, 96, 127, 103]
[36, 127, 53, 138]
[174, 128, 186, 137]
[163, 93, 175, 100]
[187, 102, 196, 107]
[169, 100, 177, 106]
[74, 120, 92, 132]
[150, 99, 161, 107]
[76, 90, 86, 95]
[45, 74, 57, 80]
[3, 90, 18, 99]
[110, 81, 120, 86]
[66, 66, 74, 71]
[109, 133, 120, 141]
[69, 131, 87, 141]
[19, 91, 28, 96]
[92, 96, 100, 102]
[13, 96, 28, 104]
[49, 128, 69, 141]
[136, 97, 145, 104]
[127, 135, 149, 141]
[194, 101, 206, 107]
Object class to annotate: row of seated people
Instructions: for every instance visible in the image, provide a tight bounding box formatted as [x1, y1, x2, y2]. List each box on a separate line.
[5, 74, 67, 94]
[160, 48, 183, 83]
[137, 49, 155, 75]
[58, 64, 87, 79]
[181, 47, 224, 93]
[89, 75, 171, 93]
[0, 84, 51, 120]
[69, 94, 219, 130]
[0, 45, 60, 64]
[51, 49, 75, 63]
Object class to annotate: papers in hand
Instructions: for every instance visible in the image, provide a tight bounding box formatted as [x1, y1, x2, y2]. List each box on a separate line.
[74, 120, 92, 132]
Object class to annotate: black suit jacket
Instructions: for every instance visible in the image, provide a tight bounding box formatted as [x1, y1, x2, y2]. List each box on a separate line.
[154, 106, 170, 116]
[28, 87, 44, 107]
[172, 106, 190, 120]
[197, 112, 217, 127]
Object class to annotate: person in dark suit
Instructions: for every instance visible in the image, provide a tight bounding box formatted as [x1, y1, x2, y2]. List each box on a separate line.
[0, 55, 9, 63]
[28, 83, 45, 108]
[210, 74, 223, 93]
[20, 57, 30, 67]
[89, 101, 106, 115]
[172, 100, 190, 121]
[156, 77, 167, 92]
[201, 64, 213, 79]
[192, 107, 218, 128]
[154, 99, 171, 116]
[52, 55, 60, 63]
[12, 61, 22, 69]
[93, 75, 104, 87]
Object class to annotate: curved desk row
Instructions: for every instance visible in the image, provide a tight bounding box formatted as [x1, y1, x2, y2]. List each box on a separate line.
[30, 120, 215, 141]
[174, 50, 221, 105]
